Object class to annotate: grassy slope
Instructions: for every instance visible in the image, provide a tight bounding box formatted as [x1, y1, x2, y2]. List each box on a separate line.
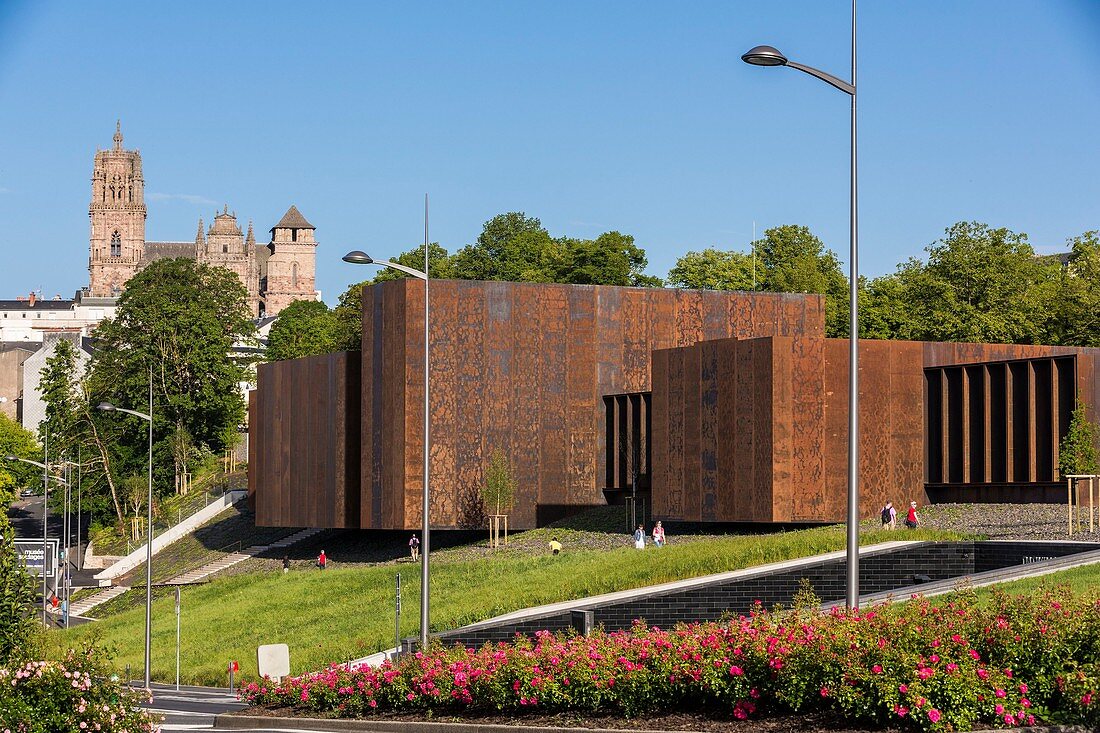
[971, 561, 1100, 599]
[60, 526, 959, 686]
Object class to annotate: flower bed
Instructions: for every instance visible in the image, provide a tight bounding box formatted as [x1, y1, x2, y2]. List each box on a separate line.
[241, 586, 1100, 732]
[0, 647, 159, 733]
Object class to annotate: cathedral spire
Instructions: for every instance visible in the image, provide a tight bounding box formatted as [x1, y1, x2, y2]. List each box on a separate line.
[196, 217, 206, 245]
[246, 220, 255, 246]
[113, 120, 123, 150]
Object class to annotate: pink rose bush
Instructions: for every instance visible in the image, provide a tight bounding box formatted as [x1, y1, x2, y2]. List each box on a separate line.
[242, 585, 1100, 732]
[0, 647, 159, 733]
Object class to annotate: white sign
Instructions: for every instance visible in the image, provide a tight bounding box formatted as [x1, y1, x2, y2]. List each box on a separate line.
[257, 643, 290, 682]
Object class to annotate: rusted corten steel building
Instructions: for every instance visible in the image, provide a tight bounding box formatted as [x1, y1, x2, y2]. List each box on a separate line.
[249, 279, 1100, 530]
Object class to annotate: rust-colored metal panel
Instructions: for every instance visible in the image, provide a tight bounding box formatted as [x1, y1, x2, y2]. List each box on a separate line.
[789, 333, 825, 521]
[769, 337, 794, 521]
[253, 352, 361, 528]
[650, 349, 673, 517]
[247, 390, 256, 511]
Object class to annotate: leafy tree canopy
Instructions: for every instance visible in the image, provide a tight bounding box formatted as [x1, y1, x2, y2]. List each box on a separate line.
[266, 300, 340, 362]
[667, 248, 756, 291]
[86, 257, 256, 498]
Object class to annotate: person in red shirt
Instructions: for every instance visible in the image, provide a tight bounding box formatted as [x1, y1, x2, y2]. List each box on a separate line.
[317, 550, 327, 570]
[904, 501, 921, 529]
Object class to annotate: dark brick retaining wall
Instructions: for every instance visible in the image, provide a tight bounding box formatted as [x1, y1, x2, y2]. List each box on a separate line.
[436, 542, 1097, 648]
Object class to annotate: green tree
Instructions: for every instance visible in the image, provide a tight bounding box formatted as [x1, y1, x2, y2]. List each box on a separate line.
[0, 413, 39, 664]
[754, 225, 850, 337]
[479, 450, 516, 517]
[450, 213, 559, 282]
[369, 242, 454, 283]
[555, 232, 662, 287]
[265, 300, 341, 362]
[882, 222, 1057, 344]
[37, 339, 82, 452]
[1059, 401, 1099, 478]
[87, 258, 255, 500]
[667, 248, 756, 291]
[1040, 231, 1100, 347]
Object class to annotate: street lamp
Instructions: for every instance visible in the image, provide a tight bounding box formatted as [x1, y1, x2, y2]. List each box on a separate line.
[97, 373, 154, 689]
[743, 1, 860, 608]
[342, 196, 432, 650]
[4, 453, 64, 626]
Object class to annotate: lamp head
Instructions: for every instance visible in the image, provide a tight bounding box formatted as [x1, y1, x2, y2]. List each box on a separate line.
[96, 402, 116, 412]
[342, 251, 375, 265]
[742, 45, 788, 67]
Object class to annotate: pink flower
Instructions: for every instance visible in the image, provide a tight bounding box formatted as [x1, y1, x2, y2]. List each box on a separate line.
[995, 688, 1006, 698]
[871, 665, 882, 674]
[977, 668, 989, 680]
[995, 704, 1004, 715]
[820, 687, 829, 697]
[927, 708, 941, 723]
[895, 705, 908, 717]
[1082, 693, 1093, 705]
[898, 684, 908, 694]
[728, 665, 743, 677]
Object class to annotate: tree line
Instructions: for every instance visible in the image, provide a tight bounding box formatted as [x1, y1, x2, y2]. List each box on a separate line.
[269, 213, 1100, 361]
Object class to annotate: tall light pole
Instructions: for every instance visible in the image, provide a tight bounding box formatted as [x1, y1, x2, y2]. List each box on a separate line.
[4, 453, 64, 626]
[743, 0, 860, 607]
[98, 367, 154, 688]
[343, 195, 431, 649]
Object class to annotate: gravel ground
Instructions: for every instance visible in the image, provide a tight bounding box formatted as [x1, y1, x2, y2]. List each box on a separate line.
[916, 502, 1100, 542]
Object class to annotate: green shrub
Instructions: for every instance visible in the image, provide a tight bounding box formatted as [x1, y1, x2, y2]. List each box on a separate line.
[0, 644, 159, 732]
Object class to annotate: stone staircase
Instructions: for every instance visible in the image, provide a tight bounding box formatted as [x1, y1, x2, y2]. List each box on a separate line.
[70, 585, 129, 617]
[70, 527, 326, 616]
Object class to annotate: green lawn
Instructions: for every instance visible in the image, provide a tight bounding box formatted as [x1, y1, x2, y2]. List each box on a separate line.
[58, 525, 961, 686]
[971, 560, 1100, 600]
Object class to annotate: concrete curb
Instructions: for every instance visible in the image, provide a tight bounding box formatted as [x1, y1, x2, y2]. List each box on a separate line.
[213, 713, 1094, 733]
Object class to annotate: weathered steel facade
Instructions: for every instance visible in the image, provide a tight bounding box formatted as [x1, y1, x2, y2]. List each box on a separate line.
[250, 279, 1100, 530]
[651, 337, 1100, 523]
[358, 280, 822, 530]
[252, 351, 361, 527]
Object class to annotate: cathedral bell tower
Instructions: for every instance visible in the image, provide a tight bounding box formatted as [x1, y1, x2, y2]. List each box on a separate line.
[88, 122, 147, 297]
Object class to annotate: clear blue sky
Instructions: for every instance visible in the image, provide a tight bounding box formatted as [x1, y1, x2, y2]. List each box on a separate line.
[0, 1, 1097, 303]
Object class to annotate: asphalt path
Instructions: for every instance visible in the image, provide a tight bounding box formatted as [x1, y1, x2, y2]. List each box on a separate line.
[143, 683, 339, 732]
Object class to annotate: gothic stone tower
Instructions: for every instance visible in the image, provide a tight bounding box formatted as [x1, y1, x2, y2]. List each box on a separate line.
[197, 206, 261, 316]
[262, 205, 318, 316]
[89, 122, 146, 297]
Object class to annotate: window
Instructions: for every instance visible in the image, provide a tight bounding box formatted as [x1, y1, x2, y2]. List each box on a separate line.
[110, 231, 121, 258]
[291, 263, 299, 289]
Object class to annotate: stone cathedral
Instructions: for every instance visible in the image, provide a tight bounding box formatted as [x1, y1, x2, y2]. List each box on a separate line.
[87, 123, 318, 317]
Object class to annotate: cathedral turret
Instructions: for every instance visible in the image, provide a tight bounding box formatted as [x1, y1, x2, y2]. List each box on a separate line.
[262, 205, 319, 316]
[195, 218, 206, 246]
[88, 122, 146, 298]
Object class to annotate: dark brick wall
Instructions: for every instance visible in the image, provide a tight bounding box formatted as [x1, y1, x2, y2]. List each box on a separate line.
[435, 541, 1095, 648]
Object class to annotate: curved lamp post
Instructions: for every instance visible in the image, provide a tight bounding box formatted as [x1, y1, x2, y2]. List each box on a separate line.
[4, 453, 64, 627]
[98, 376, 154, 690]
[342, 196, 432, 650]
[743, 2, 860, 608]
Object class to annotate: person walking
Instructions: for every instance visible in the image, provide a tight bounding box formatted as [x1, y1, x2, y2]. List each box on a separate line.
[317, 549, 327, 570]
[409, 534, 420, 562]
[904, 501, 921, 529]
[881, 502, 897, 530]
[548, 537, 562, 555]
[652, 521, 666, 548]
[633, 524, 646, 550]
[282, 554, 290, 574]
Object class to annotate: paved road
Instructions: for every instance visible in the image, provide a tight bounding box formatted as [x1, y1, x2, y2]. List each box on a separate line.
[143, 683, 335, 732]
